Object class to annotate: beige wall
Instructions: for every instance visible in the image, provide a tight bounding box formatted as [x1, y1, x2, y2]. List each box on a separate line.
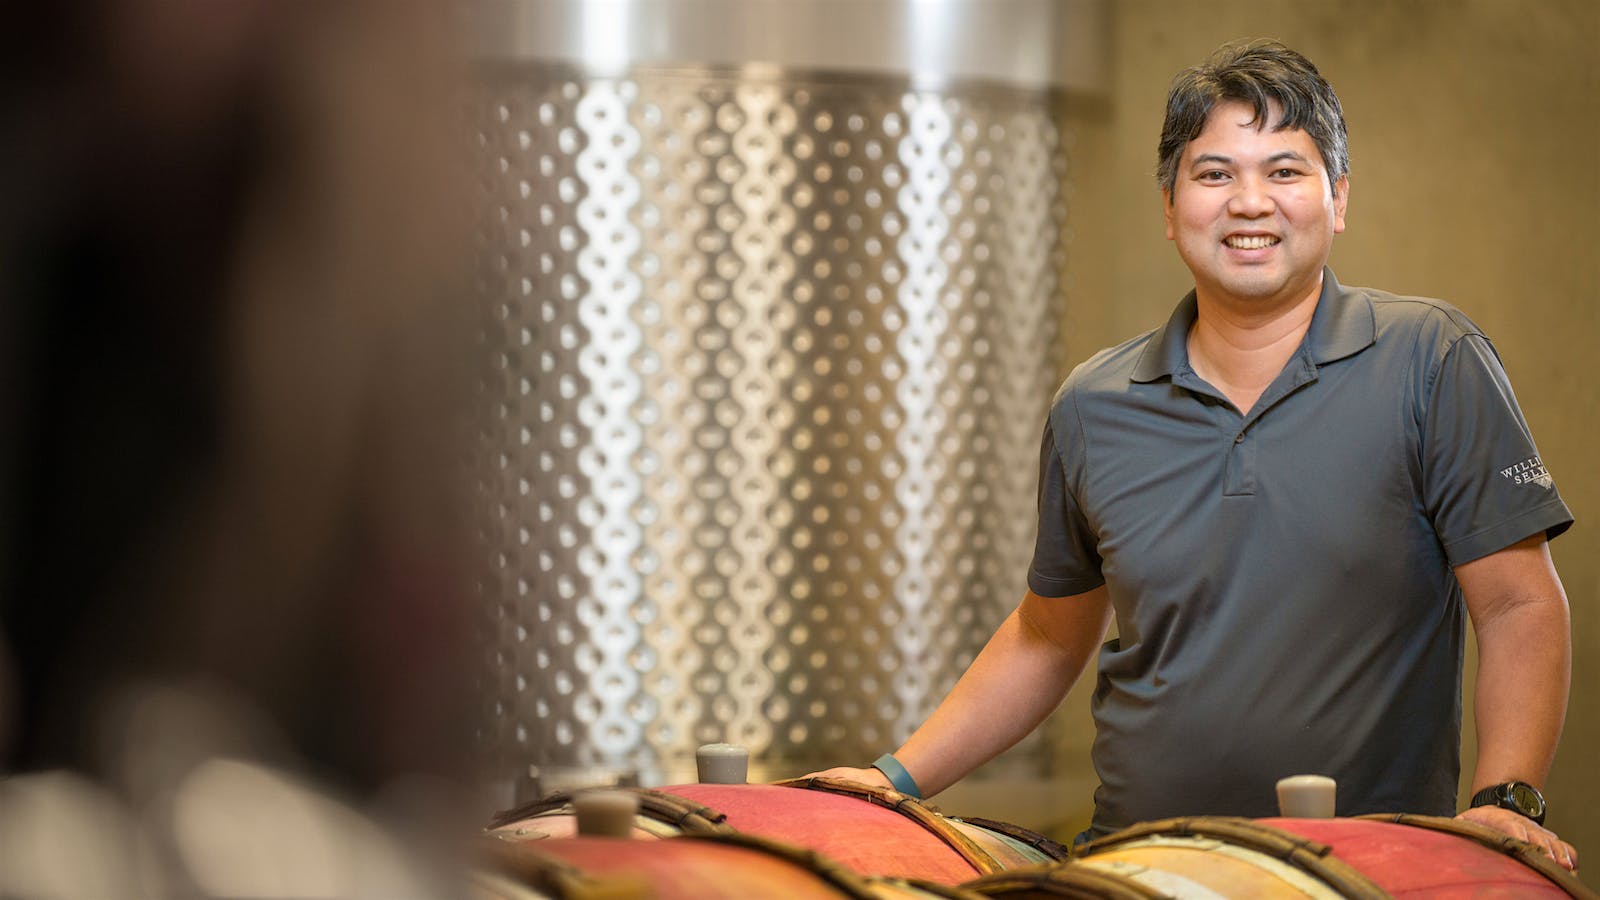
[1052, 0, 1600, 850]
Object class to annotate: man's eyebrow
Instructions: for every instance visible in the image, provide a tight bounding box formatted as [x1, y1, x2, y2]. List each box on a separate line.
[1265, 150, 1312, 165]
[1187, 150, 1315, 171]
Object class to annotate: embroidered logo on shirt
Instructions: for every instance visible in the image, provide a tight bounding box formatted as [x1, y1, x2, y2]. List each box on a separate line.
[1499, 455, 1554, 489]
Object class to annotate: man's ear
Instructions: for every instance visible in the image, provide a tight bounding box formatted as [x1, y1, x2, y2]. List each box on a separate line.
[1162, 187, 1175, 240]
[1331, 175, 1349, 234]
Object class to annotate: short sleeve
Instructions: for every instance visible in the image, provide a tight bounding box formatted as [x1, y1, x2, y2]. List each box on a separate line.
[1422, 333, 1572, 565]
[1027, 414, 1105, 597]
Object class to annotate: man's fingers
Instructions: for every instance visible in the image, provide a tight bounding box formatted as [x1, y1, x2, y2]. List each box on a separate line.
[1555, 839, 1578, 872]
[1453, 806, 1577, 871]
[1532, 832, 1578, 871]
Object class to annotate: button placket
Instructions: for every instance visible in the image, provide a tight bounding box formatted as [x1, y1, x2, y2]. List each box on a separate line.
[1225, 427, 1256, 496]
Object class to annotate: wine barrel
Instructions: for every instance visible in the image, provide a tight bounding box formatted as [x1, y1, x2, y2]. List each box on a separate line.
[475, 830, 984, 899]
[487, 777, 1070, 885]
[960, 815, 1598, 899]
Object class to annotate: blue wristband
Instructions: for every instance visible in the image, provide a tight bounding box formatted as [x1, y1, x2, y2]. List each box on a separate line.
[870, 753, 923, 799]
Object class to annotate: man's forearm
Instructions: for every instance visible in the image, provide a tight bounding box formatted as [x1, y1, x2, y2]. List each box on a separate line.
[1470, 593, 1570, 791]
[890, 589, 1109, 797]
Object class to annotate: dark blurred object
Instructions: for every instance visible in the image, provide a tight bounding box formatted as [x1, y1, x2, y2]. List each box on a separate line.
[0, 0, 474, 798]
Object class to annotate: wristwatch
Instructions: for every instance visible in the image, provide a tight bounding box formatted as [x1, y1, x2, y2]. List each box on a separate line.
[1469, 780, 1546, 825]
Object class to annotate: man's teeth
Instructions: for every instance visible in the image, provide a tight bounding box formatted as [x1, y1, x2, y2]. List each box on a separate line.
[1225, 235, 1279, 250]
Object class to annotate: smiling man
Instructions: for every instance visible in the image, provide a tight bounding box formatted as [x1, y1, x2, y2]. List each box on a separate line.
[815, 40, 1578, 870]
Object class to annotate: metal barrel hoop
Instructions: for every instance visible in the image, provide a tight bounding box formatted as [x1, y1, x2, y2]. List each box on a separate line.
[957, 816, 1074, 862]
[959, 863, 1173, 900]
[487, 787, 733, 835]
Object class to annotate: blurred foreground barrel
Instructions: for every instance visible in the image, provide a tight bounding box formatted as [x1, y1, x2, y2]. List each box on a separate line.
[475, 833, 982, 899]
[487, 777, 1070, 884]
[963, 815, 1598, 899]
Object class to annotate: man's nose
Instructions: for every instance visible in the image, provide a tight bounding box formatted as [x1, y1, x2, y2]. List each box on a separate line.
[1227, 176, 1274, 217]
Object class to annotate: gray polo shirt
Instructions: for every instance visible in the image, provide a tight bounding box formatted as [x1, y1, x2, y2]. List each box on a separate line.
[1029, 269, 1572, 835]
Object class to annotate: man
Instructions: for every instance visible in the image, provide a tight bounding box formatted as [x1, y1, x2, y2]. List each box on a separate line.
[815, 39, 1577, 871]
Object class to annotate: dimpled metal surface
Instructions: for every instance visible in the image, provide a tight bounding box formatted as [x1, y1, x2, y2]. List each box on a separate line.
[473, 63, 1069, 782]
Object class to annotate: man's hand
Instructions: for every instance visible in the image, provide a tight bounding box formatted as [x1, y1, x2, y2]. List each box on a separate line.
[1456, 806, 1578, 871]
[799, 766, 893, 790]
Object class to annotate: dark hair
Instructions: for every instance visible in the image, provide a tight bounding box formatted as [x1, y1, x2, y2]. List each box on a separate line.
[1156, 39, 1349, 195]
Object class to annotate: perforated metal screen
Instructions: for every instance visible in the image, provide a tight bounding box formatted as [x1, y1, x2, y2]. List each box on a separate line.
[472, 63, 1070, 785]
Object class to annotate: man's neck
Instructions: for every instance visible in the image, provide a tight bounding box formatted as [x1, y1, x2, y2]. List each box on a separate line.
[1186, 277, 1323, 415]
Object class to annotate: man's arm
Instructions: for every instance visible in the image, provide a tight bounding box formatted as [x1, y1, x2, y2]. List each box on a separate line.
[1454, 533, 1577, 871]
[809, 586, 1111, 796]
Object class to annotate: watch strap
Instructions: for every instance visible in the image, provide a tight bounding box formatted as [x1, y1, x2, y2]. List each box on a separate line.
[1469, 781, 1546, 826]
[1469, 784, 1502, 808]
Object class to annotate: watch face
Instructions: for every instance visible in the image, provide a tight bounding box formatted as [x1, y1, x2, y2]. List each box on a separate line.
[1509, 782, 1545, 817]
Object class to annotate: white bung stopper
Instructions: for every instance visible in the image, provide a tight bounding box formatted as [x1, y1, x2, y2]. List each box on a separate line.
[573, 789, 639, 837]
[695, 743, 749, 784]
[1276, 774, 1337, 818]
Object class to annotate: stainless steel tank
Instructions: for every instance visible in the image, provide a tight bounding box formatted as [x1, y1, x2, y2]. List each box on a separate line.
[469, 0, 1105, 795]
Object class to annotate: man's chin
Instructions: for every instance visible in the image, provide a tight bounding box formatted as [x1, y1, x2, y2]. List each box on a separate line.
[1209, 270, 1321, 307]
[1209, 276, 1285, 303]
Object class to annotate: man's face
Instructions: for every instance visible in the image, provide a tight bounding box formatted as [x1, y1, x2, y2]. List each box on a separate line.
[1163, 99, 1348, 310]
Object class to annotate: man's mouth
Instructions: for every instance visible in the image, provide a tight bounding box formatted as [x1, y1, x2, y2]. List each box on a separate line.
[1224, 234, 1280, 250]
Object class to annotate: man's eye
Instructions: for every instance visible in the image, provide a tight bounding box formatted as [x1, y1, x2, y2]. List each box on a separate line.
[1272, 168, 1301, 178]
[1199, 171, 1229, 182]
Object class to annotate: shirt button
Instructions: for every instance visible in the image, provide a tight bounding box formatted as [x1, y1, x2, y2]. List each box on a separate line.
[1234, 433, 1245, 444]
